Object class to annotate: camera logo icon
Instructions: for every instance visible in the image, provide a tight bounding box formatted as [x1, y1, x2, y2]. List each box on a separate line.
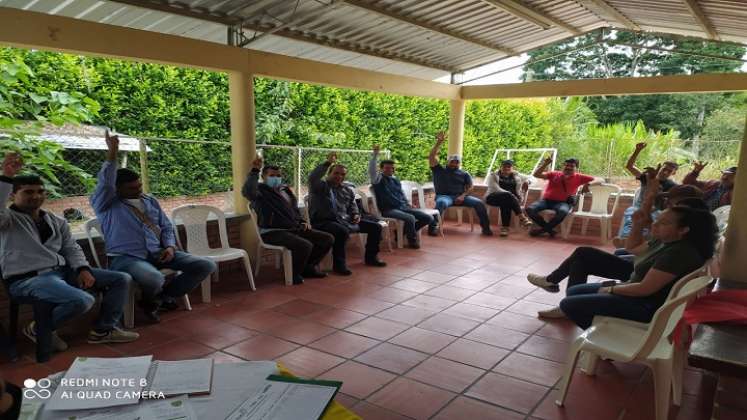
[22, 378, 52, 400]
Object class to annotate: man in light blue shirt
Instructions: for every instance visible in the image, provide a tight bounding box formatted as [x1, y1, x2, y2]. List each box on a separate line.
[90, 131, 216, 323]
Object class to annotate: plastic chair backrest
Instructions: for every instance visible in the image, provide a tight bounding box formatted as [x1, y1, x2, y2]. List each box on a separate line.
[713, 205, 730, 234]
[400, 181, 419, 207]
[171, 205, 229, 254]
[634, 275, 712, 359]
[666, 263, 710, 300]
[246, 206, 267, 248]
[356, 188, 371, 213]
[578, 184, 621, 215]
[83, 218, 104, 268]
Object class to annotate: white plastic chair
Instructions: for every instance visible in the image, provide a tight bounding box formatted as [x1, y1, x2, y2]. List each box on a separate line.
[400, 180, 443, 237]
[358, 188, 398, 251]
[83, 218, 192, 328]
[712, 205, 730, 235]
[303, 194, 366, 262]
[171, 205, 256, 302]
[562, 183, 622, 242]
[556, 274, 713, 420]
[246, 206, 293, 286]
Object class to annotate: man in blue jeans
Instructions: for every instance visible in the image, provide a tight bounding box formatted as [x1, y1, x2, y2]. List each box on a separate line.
[91, 131, 216, 323]
[369, 145, 433, 248]
[1, 153, 138, 350]
[428, 132, 492, 236]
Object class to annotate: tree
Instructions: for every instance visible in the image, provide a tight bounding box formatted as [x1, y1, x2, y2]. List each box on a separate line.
[522, 29, 747, 140]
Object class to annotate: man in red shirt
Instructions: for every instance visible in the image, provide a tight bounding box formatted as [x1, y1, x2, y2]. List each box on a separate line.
[526, 157, 602, 237]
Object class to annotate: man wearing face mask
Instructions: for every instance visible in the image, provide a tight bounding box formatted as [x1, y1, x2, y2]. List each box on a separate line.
[429, 132, 492, 236]
[242, 157, 333, 285]
[308, 153, 386, 275]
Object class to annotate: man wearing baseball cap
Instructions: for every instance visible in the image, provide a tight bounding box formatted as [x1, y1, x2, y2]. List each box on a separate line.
[683, 161, 736, 211]
[428, 132, 492, 236]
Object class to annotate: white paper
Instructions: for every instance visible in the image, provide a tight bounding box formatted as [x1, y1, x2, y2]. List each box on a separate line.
[46, 356, 153, 411]
[147, 359, 213, 397]
[224, 381, 337, 420]
[140, 395, 196, 420]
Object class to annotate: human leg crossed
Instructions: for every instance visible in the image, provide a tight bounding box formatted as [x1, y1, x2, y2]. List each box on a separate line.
[526, 199, 552, 232]
[544, 201, 571, 235]
[159, 251, 217, 298]
[545, 246, 634, 290]
[560, 283, 657, 329]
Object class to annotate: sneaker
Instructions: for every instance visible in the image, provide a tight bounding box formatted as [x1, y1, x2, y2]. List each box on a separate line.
[88, 328, 140, 344]
[23, 321, 68, 352]
[537, 306, 566, 319]
[138, 300, 161, 323]
[527, 273, 560, 293]
[499, 227, 509, 237]
[519, 215, 533, 228]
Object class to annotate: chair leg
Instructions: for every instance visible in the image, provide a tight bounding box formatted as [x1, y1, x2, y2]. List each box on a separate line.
[181, 295, 192, 311]
[600, 218, 608, 244]
[561, 216, 573, 239]
[242, 254, 257, 291]
[254, 249, 262, 277]
[580, 352, 600, 375]
[397, 222, 404, 249]
[555, 339, 585, 406]
[651, 359, 673, 420]
[281, 249, 293, 287]
[455, 207, 463, 226]
[469, 209, 475, 232]
[124, 283, 136, 329]
[321, 252, 333, 271]
[201, 273, 212, 303]
[581, 218, 589, 236]
[671, 347, 686, 406]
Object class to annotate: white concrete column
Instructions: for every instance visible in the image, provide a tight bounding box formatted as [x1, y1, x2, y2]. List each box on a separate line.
[721, 116, 747, 287]
[448, 99, 466, 157]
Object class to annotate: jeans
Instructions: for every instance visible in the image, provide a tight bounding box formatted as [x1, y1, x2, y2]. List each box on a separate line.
[485, 191, 522, 227]
[109, 251, 216, 301]
[546, 246, 634, 290]
[435, 195, 491, 232]
[8, 267, 130, 332]
[261, 229, 334, 277]
[313, 219, 382, 269]
[526, 199, 571, 233]
[381, 208, 434, 242]
[560, 283, 659, 329]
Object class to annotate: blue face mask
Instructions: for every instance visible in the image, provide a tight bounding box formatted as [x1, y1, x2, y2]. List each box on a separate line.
[265, 176, 282, 188]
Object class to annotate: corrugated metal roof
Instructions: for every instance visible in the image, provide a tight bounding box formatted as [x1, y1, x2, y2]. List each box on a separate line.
[1, 0, 746, 81]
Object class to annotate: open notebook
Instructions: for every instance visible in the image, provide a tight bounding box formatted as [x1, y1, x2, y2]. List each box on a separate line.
[144, 359, 214, 397]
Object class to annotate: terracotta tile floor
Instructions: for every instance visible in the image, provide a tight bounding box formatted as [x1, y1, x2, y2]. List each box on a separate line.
[2, 225, 742, 419]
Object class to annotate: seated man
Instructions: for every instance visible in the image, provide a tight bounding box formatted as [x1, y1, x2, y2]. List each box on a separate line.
[683, 161, 735, 211]
[484, 159, 533, 237]
[369, 145, 433, 249]
[308, 153, 386, 275]
[526, 157, 602, 238]
[242, 157, 334, 285]
[1, 153, 138, 348]
[429, 132, 492, 236]
[90, 131, 216, 323]
[613, 142, 678, 247]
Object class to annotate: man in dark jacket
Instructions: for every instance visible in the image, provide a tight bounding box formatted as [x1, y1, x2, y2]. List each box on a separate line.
[308, 153, 386, 275]
[683, 161, 736, 211]
[242, 157, 333, 285]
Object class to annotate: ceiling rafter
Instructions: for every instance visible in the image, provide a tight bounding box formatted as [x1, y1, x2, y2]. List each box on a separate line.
[478, 0, 582, 35]
[339, 0, 515, 55]
[682, 0, 720, 40]
[580, 0, 640, 31]
[108, 0, 457, 72]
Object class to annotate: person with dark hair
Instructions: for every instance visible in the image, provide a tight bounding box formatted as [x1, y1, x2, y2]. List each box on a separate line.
[1, 377, 21, 420]
[369, 145, 433, 248]
[90, 131, 216, 323]
[683, 161, 736, 211]
[308, 152, 386, 275]
[558, 204, 717, 329]
[525, 156, 602, 237]
[1, 153, 138, 348]
[612, 143, 678, 247]
[484, 159, 533, 237]
[242, 157, 333, 285]
[429, 132, 492, 236]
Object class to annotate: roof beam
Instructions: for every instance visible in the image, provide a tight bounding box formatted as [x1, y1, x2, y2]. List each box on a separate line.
[478, 0, 582, 35]
[682, 0, 720, 40]
[461, 72, 747, 99]
[580, 0, 640, 31]
[340, 0, 515, 55]
[107, 0, 456, 72]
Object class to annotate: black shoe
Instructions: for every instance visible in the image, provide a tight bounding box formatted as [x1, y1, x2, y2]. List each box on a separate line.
[548, 229, 558, 239]
[427, 226, 439, 236]
[138, 300, 161, 323]
[365, 258, 387, 267]
[481, 229, 494, 237]
[301, 268, 327, 279]
[333, 266, 353, 276]
[529, 227, 545, 237]
[158, 296, 179, 312]
[406, 240, 420, 249]
[292, 274, 305, 285]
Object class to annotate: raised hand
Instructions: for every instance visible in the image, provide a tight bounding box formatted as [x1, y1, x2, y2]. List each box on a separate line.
[327, 152, 337, 164]
[105, 129, 119, 161]
[435, 131, 446, 144]
[542, 157, 553, 167]
[252, 156, 263, 170]
[631, 209, 652, 228]
[634, 142, 647, 152]
[693, 160, 708, 172]
[2, 152, 23, 177]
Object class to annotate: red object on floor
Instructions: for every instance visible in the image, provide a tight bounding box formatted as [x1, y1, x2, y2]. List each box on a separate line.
[673, 289, 747, 347]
